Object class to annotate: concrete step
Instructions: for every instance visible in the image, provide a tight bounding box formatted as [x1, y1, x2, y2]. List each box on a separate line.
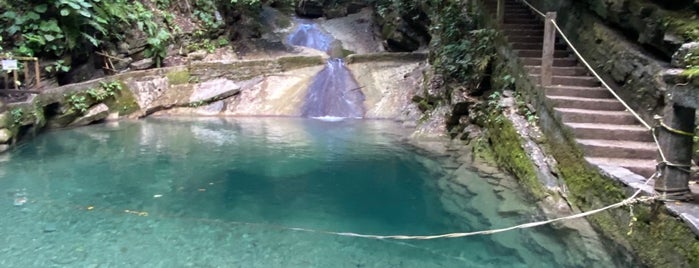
[576, 139, 657, 159]
[520, 57, 578, 66]
[545, 85, 612, 98]
[546, 96, 626, 111]
[511, 42, 567, 50]
[554, 108, 639, 125]
[585, 157, 656, 178]
[565, 122, 653, 142]
[531, 74, 601, 87]
[527, 66, 587, 76]
[516, 49, 569, 58]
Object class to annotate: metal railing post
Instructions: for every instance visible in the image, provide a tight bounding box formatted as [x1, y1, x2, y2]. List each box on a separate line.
[541, 12, 557, 86]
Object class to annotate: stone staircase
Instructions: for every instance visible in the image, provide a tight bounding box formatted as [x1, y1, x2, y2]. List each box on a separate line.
[489, 0, 657, 178]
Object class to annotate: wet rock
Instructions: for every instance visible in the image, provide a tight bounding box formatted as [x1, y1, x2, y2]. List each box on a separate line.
[0, 128, 12, 143]
[0, 144, 8, 153]
[197, 101, 225, 115]
[130, 58, 154, 70]
[671, 42, 699, 68]
[69, 104, 109, 127]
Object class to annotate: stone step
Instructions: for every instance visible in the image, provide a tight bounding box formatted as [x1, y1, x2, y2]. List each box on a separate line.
[504, 29, 543, 36]
[531, 74, 601, 87]
[516, 49, 569, 58]
[565, 122, 653, 142]
[520, 57, 578, 66]
[554, 108, 639, 125]
[546, 96, 626, 111]
[506, 36, 547, 43]
[505, 32, 544, 39]
[585, 157, 656, 178]
[511, 42, 567, 50]
[504, 19, 542, 24]
[576, 139, 657, 159]
[545, 85, 611, 98]
[503, 23, 543, 30]
[527, 66, 587, 76]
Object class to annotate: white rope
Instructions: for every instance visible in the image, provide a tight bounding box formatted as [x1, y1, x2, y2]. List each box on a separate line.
[519, 0, 546, 18]
[283, 177, 656, 240]
[549, 20, 652, 130]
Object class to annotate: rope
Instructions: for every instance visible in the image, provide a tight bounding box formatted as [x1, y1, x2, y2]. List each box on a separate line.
[653, 115, 696, 137]
[518, 0, 545, 18]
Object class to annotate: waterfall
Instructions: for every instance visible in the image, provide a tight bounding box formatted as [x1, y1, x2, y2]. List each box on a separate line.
[287, 20, 365, 119]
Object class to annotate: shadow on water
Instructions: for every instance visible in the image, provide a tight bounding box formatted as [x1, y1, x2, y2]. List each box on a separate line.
[287, 19, 365, 118]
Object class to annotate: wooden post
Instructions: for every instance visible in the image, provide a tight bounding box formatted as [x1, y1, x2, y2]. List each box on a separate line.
[23, 62, 29, 88]
[655, 104, 694, 200]
[496, 0, 505, 25]
[12, 70, 18, 90]
[540, 12, 557, 87]
[34, 60, 41, 89]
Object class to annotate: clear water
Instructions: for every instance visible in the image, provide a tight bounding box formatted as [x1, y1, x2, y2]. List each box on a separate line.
[0, 118, 633, 267]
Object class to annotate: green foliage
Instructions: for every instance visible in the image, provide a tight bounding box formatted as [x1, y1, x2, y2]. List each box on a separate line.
[86, 80, 122, 101]
[10, 108, 24, 126]
[66, 93, 89, 113]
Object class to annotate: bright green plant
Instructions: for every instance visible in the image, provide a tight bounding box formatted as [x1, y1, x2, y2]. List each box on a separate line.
[10, 108, 23, 126]
[66, 93, 89, 113]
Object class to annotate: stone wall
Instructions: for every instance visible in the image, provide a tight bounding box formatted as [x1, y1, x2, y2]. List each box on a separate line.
[2, 55, 327, 152]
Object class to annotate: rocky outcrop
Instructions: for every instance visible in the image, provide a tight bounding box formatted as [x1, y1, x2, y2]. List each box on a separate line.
[69, 103, 109, 127]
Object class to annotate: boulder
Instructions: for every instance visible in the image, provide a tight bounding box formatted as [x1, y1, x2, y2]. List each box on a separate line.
[671, 42, 699, 68]
[130, 58, 154, 70]
[0, 128, 12, 143]
[68, 103, 109, 127]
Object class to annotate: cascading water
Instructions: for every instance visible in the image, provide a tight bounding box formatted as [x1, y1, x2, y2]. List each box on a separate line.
[287, 20, 365, 119]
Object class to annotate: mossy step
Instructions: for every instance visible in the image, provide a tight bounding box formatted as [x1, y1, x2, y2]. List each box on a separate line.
[585, 157, 656, 178]
[546, 95, 625, 111]
[545, 85, 612, 98]
[520, 57, 577, 66]
[531, 74, 601, 87]
[554, 107, 638, 125]
[516, 49, 569, 58]
[576, 139, 657, 159]
[526, 66, 587, 76]
[511, 42, 567, 50]
[565, 122, 653, 142]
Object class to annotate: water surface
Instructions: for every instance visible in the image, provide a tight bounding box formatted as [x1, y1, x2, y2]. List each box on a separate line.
[0, 118, 633, 267]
